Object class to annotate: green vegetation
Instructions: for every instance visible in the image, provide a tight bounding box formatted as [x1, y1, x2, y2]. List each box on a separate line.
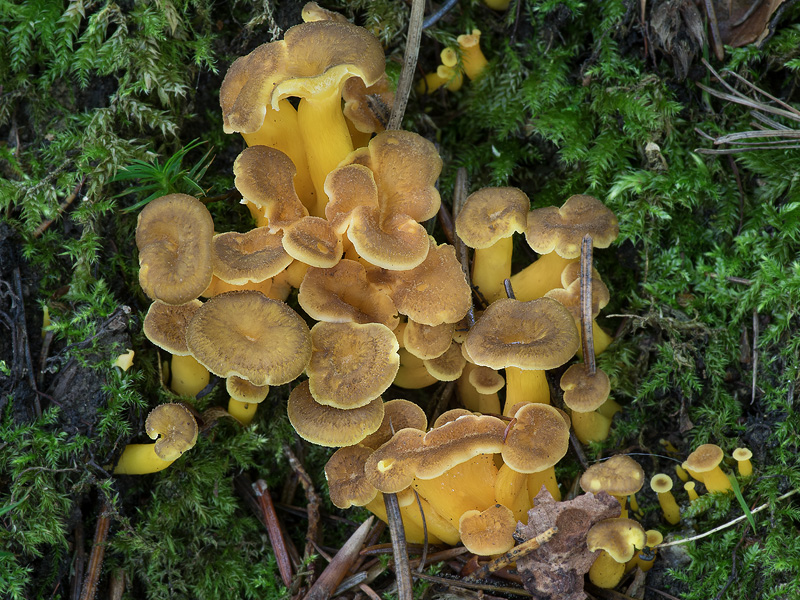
[1, 0, 799, 599]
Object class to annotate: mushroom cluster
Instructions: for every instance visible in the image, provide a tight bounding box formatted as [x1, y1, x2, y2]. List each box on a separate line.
[417, 30, 489, 95]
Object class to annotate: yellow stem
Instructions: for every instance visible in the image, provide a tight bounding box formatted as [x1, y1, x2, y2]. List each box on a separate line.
[297, 92, 354, 218]
[509, 252, 575, 301]
[504, 367, 549, 415]
[113, 444, 175, 475]
[228, 398, 256, 426]
[170, 354, 209, 397]
[472, 236, 514, 304]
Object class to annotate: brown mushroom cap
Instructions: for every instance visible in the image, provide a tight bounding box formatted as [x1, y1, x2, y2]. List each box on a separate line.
[469, 366, 505, 395]
[464, 297, 580, 371]
[732, 447, 753, 462]
[501, 403, 570, 473]
[403, 320, 454, 360]
[525, 195, 619, 259]
[186, 290, 311, 386]
[326, 131, 442, 270]
[455, 187, 529, 249]
[423, 341, 466, 381]
[458, 504, 517, 555]
[307, 321, 399, 408]
[365, 427, 426, 493]
[560, 363, 611, 412]
[586, 518, 647, 563]
[143, 300, 202, 356]
[360, 399, 427, 450]
[211, 228, 292, 284]
[325, 444, 379, 509]
[432, 409, 475, 429]
[415, 414, 506, 480]
[650, 473, 674, 494]
[580, 455, 645, 497]
[281, 216, 343, 268]
[682, 443, 724, 474]
[298, 259, 399, 330]
[220, 20, 385, 135]
[226, 376, 270, 404]
[371, 239, 472, 326]
[545, 266, 610, 322]
[145, 403, 199, 461]
[287, 380, 384, 447]
[233, 146, 307, 231]
[136, 194, 214, 305]
[342, 73, 394, 134]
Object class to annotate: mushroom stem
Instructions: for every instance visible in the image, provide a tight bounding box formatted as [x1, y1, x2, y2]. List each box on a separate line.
[509, 251, 575, 301]
[494, 464, 531, 523]
[457, 30, 489, 81]
[169, 354, 210, 397]
[297, 90, 354, 218]
[228, 398, 256, 426]
[394, 349, 438, 389]
[457, 364, 502, 414]
[685, 482, 699, 502]
[526, 466, 560, 503]
[113, 444, 176, 475]
[504, 367, 549, 414]
[571, 410, 613, 444]
[588, 549, 626, 589]
[472, 236, 514, 304]
[699, 466, 732, 493]
[242, 99, 316, 212]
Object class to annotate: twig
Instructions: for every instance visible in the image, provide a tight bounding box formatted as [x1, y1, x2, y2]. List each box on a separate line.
[702, 0, 724, 60]
[570, 430, 590, 470]
[384, 493, 413, 600]
[412, 490, 429, 573]
[78, 501, 112, 600]
[422, 0, 459, 29]
[33, 176, 85, 238]
[751, 310, 758, 405]
[645, 586, 683, 600]
[413, 573, 532, 597]
[452, 168, 475, 328]
[504, 278, 516, 300]
[580, 235, 595, 375]
[464, 526, 558, 581]
[283, 444, 321, 576]
[302, 517, 375, 600]
[12, 268, 40, 417]
[253, 479, 293, 587]
[656, 489, 798, 548]
[387, 0, 425, 130]
[70, 520, 85, 600]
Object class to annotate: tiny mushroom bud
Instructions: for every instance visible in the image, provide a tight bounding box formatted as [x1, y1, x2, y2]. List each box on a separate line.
[733, 447, 753, 477]
[684, 481, 699, 502]
[114, 403, 198, 475]
[650, 473, 680, 525]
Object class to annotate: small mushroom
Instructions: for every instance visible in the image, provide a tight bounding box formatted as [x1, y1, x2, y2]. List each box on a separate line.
[732, 447, 753, 477]
[113, 403, 198, 475]
[458, 504, 516, 556]
[586, 518, 646, 589]
[650, 473, 680, 525]
[682, 444, 731, 493]
[580, 455, 644, 518]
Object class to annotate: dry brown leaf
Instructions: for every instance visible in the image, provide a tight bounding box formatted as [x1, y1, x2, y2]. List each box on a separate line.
[715, 0, 786, 47]
[516, 488, 621, 600]
[650, 0, 705, 81]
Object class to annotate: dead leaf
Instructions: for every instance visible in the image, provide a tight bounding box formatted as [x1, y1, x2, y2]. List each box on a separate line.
[515, 488, 621, 600]
[714, 0, 786, 47]
[650, 0, 705, 80]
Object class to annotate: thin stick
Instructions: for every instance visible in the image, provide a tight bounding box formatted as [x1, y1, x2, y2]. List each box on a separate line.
[504, 278, 516, 300]
[283, 445, 321, 575]
[412, 490, 429, 573]
[580, 235, 595, 375]
[452, 168, 475, 328]
[13, 268, 40, 417]
[303, 517, 374, 600]
[464, 526, 558, 581]
[751, 310, 758, 404]
[253, 479, 293, 587]
[78, 502, 112, 600]
[384, 493, 413, 600]
[413, 573, 532, 597]
[70, 521, 85, 600]
[422, 0, 459, 29]
[33, 177, 85, 238]
[387, 0, 425, 130]
[702, 0, 724, 60]
[656, 489, 798, 548]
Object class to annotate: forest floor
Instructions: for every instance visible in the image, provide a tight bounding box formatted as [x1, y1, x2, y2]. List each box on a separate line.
[1, 1, 800, 599]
